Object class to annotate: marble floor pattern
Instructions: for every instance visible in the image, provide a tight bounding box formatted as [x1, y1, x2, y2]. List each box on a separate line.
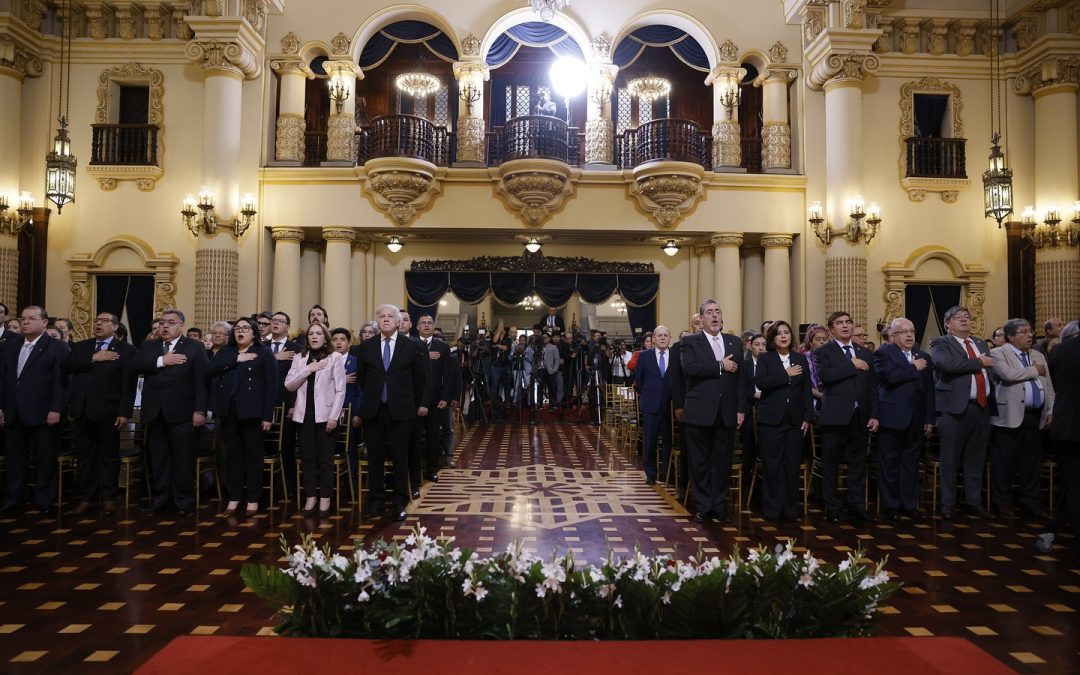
[0, 421, 1077, 672]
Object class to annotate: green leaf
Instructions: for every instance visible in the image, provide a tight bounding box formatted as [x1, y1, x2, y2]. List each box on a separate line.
[240, 563, 294, 610]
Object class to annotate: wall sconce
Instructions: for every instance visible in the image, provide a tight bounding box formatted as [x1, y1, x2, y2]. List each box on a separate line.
[809, 197, 883, 245]
[459, 80, 481, 115]
[524, 237, 542, 253]
[328, 71, 351, 114]
[589, 80, 613, 107]
[662, 239, 680, 256]
[720, 79, 741, 119]
[0, 192, 35, 235]
[181, 188, 256, 237]
[386, 235, 404, 253]
[1021, 202, 1080, 248]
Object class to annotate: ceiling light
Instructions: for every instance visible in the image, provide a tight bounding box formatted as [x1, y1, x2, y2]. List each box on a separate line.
[662, 240, 680, 256]
[524, 237, 542, 253]
[386, 235, 404, 253]
[627, 76, 671, 102]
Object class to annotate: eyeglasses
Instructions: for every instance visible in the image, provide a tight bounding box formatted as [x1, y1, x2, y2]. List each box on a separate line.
[94, 317, 117, 324]
[257, 321, 271, 327]
[893, 329, 915, 336]
[271, 318, 288, 325]
[234, 326, 253, 332]
[161, 320, 181, 326]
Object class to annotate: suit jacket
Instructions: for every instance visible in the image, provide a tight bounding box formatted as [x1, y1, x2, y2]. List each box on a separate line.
[737, 354, 760, 415]
[61, 337, 136, 423]
[814, 340, 879, 426]
[132, 336, 209, 423]
[1049, 336, 1080, 442]
[669, 341, 686, 411]
[284, 350, 347, 424]
[343, 352, 361, 416]
[207, 343, 278, 422]
[419, 336, 453, 407]
[679, 331, 743, 427]
[0, 334, 70, 425]
[873, 342, 936, 430]
[634, 348, 672, 415]
[355, 333, 428, 422]
[990, 345, 1054, 429]
[930, 333, 994, 416]
[265, 337, 300, 407]
[754, 350, 814, 427]
[542, 314, 565, 332]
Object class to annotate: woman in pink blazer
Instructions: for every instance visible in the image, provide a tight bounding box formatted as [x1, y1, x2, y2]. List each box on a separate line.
[285, 323, 346, 516]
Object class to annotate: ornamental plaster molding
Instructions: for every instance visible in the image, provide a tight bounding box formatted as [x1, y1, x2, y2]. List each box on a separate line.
[628, 162, 706, 229]
[712, 121, 742, 168]
[496, 159, 575, 227]
[881, 246, 989, 336]
[461, 34, 481, 57]
[270, 226, 305, 242]
[897, 76, 969, 201]
[90, 62, 166, 191]
[761, 233, 794, 249]
[280, 31, 300, 54]
[274, 113, 305, 162]
[768, 41, 789, 63]
[1015, 56, 1080, 96]
[584, 118, 613, 164]
[184, 16, 265, 79]
[321, 227, 355, 243]
[362, 157, 441, 226]
[455, 117, 486, 163]
[711, 233, 744, 248]
[761, 122, 791, 170]
[0, 37, 43, 80]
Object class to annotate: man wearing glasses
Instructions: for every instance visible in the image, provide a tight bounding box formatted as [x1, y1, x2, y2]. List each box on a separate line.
[61, 312, 136, 517]
[255, 312, 273, 342]
[131, 309, 208, 516]
[265, 311, 299, 494]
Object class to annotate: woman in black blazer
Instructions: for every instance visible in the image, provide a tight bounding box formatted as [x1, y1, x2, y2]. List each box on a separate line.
[208, 317, 277, 516]
[754, 320, 814, 522]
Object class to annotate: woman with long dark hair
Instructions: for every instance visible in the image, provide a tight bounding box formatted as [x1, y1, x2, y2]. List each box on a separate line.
[208, 316, 276, 516]
[755, 320, 814, 522]
[285, 322, 346, 516]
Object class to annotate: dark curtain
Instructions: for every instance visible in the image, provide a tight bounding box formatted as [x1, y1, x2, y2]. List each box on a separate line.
[905, 284, 932, 347]
[406, 271, 450, 307]
[914, 94, 949, 138]
[576, 274, 618, 304]
[489, 75, 509, 127]
[617, 273, 660, 307]
[487, 22, 584, 67]
[95, 275, 129, 320]
[486, 34, 523, 68]
[491, 272, 533, 305]
[613, 26, 710, 71]
[96, 275, 154, 343]
[534, 273, 577, 307]
[625, 300, 657, 342]
[929, 284, 963, 333]
[448, 272, 492, 303]
[359, 21, 459, 69]
[406, 302, 436, 327]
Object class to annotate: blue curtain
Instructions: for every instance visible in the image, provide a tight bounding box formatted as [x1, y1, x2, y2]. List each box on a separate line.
[96, 274, 155, 342]
[914, 94, 949, 138]
[449, 272, 492, 303]
[576, 274, 618, 304]
[905, 284, 932, 347]
[486, 22, 584, 68]
[612, 25, 710, 72]
[491, 272, 534, 305]
[625, 300, 657, 340]
[534, 273, 577, 306]
[359, 20, 459, 70]
[489, 75, 509, 127]
[406, 271, 449, 308]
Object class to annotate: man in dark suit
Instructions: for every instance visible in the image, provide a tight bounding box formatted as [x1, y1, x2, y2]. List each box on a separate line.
[680, 300, 744, 523]
[541, 306, 565, 333]
[930, 305, 995, 519]
[0, 306, 69, 515]
[417, 314, 452, 483]
[873, 317, 935, 521]
[265, 311, 299, 493]
[61, 311, 136, 517]
[130, 308, 209, 516]
[355, 304, 429, 521]
[0, 302, 13, 349]
[1048, 321, 1080, 560]
[814, 310, 879, 524]
[635, 325, 672, 486]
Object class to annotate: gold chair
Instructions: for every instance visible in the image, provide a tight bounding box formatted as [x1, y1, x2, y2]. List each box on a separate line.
[194, 426, 222, 512]
[262, 404, 290, 509]
[56, 417, 79, 509]
[295, 405, 356, 511]
[1041, 457, 1057, 513]
[117, 410, 150, 508]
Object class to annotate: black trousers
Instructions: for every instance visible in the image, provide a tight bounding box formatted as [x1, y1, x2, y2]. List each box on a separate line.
[4, 422, 60, 509]
[990, 408, 1043, 512]
[820, 417, 868, 514]
[365, 405, 412, 510]
[641, 408, 671, 482]
[877, 422, 924, 511]
[1050, 441, 1080, 546]
[300, 419, 335, 499]
[146, 415, 196, 511]
[740, 405, 759, 485]
[683, 420, 735, 514]
[935, 401, 990, 509]
[424, 405, 451, 471]
[76, 417, 120, 503]
[758, 421, 803, 520]
[222, 415, 264, 503]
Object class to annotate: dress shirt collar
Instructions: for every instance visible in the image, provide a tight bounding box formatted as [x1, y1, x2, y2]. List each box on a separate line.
[23, 334, 42, 349]
[1008, 343, 1027, 360]
[381, 331, 398, 343]
[834, 338, 853, 349]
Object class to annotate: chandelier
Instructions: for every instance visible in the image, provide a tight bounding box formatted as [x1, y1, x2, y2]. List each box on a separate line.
[45, 0, 77, 213]
[610, 295, 627, 315]
[529, 0, 569, 22]
[627, 76, 671, 103]
[518, 294, 542, 310]
[395, 71, 441, 99]
[982, 0, 1013, 227]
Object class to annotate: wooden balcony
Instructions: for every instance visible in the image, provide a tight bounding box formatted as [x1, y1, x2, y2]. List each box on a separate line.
[616, 118, 712, 170]
[357, 114, 454, 167]
[905, 137, 967, 179]
[487, 116, 580, 166]
[90, 124, 159, 166]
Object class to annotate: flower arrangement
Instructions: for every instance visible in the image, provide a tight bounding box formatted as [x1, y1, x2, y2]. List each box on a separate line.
[242, 527, 899, 640]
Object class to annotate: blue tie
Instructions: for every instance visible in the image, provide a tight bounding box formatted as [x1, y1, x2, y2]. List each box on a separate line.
[381, 337, 391, 403]
[658, 351, 666, 377]
[1019, 351, 1043, 408]
[95, 340, 105, 352]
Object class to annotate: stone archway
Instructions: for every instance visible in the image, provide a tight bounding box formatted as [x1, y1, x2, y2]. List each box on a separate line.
[881, 246, 990, 336]
[66, 237, 179, 340]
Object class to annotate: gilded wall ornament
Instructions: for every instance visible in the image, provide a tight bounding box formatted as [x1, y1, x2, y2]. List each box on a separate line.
[591, 34, 611, 61]
[712, 121, 741, 168]
[326, 113, 356, 163]
[718, 39, 739, 63]
[761, 122, 791, 169]
[456, 117, 486, 163]
[462, 34, 481, 57]
[768, 41, 788, 63]
[275, 113, 305, 162]
[628, 163, 705, 229]
[363, 158, 441, 226]
[584, 118, 613, 164]
[281, 32, 301, 55]
[330, 32, 351, 55]
[496, 162, 574, 227]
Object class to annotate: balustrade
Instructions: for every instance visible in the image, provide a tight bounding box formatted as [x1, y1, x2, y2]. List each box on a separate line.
[90, 124, 159, 166]
[615, 118, 711, 170]
[356, 114, 453, 166]
[904, 137, 967, 179]
[486, 115, 579, 166]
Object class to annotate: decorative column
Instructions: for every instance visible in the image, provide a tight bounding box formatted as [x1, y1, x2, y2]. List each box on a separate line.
[299, 241, 322, 322]
[323, 58, 361, 165]
[695, 245, 715, 310]
[270, 51, 312, 164]
[0, 234, 18, 307]
[707, 41, 746, 172]
[321, 227, 354, 332]
[712, 233, 744, 332]
[1023, 59, 1080, 324]
[758, 68, 797, 171]
[453, 58, 489, 166]
[584, 43, 618, 168]
[761, 234, 793, 323]
[271, 227, 304, 326]
[351, 240, 370, 329]
[741, 245, 764, 331]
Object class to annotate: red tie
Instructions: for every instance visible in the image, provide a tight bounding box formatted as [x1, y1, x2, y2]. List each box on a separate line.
[963, 338, 987, 408]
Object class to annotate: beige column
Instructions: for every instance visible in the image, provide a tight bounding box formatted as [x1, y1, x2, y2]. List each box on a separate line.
[351, 240, 370, 330]
[707, 63, 746, 171]
[299, 241, 322, 325]
[758, 69, 797, 171]
[270, 59, 312, 164]
[321, 227, 354, 332]
[453, 61, 489, 166]
[712, 233, 744, 332]
[0, 233, 18, 307]
[761, 234, 794, 323]
[0, 59, 25, 210]
[584, 63, 618, 166]
[270, 227, 304, 327]
[323, 59, 361, 165]
[1032, 77, 1080, 324]
[741, 245, 764, 332]
[694, 245, 714, 309]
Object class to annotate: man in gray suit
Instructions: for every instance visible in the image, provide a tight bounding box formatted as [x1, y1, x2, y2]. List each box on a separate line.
[930, 305, 995, 519]
[989, 318, 1054, 519]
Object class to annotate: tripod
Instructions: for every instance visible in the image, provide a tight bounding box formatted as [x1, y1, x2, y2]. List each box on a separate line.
[467, 350, 491, 424]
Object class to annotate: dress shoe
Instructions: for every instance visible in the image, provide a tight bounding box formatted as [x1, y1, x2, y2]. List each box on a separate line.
[393, 509, 408, 522]
[644, 477, 656, 486]
[692, 511, 709, 524]
[885, 508, 901, 522]
[0, 503, 21, 516]
[965, 504, 993, 519]
[245, 503, 259, 517]
[994, 507, 1018, 521]
[939, 506, 954, 520]
[66, 501, 94, 517]
[825, 511, 841, 524]
[424, 471, 439, 483]
[901, 509, 925, 521]
[363, 504, 385, 520]
[851, 509, 876, 524]
[101, 501, 117, 517]
[411, 488, 421, 500]
[224, 501, 240, 516]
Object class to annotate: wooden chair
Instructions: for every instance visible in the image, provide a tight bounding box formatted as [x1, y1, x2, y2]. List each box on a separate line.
[117, 409, 150, 508]
[194, 425, 222, 512]
[56, 417, 80, 509]
[262, 404, 290, 509]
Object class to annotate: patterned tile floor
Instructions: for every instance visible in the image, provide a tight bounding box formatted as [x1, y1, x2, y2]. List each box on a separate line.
[0, 421, 1077, 672]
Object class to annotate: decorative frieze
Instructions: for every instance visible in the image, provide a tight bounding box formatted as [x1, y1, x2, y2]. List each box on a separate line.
[761, 233, 794, 249]
[275, 113, 305, 162]
[145, 3, 167, 40]
[271, 226, 305, 243]
[712, 121, 741, 168]
[411, 256, 654, 274]
[761, 122, 791, 170]
[825, 256, 868, 329]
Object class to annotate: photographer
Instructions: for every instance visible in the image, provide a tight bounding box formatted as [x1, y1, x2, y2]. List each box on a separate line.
[610, 339, 633, 385]
[510, 333, 532, 407]
[488, 322, 514, 422]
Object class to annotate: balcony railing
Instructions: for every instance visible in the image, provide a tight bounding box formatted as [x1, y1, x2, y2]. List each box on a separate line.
[357, 114, 454, 166]
[90, 124, 159, 165]
[741, 138, 762, 174]
[615, 118, 712, 170]
[303, 131, 327, 167]
[905, 137, 967, 179]
[486, 116, 580, 166]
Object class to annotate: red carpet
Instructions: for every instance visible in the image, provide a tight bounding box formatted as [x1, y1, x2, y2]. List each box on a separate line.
[135, 635, 1013, 674]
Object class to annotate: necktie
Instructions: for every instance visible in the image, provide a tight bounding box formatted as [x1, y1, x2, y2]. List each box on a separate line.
[843, 345, 853, 359]
[711, 336, 724, 361]
[164, 340, 173, 354]
[963, 339, 987, 408]
[1018, 351, 1043, 408]
[904, 351, 912, 363]
[16, 342, 33, 378]
[272, 341, 280, 354]
[381, 337, 391, 403]
[95, 340, 105, 352]
[658, 351, 666, 376]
